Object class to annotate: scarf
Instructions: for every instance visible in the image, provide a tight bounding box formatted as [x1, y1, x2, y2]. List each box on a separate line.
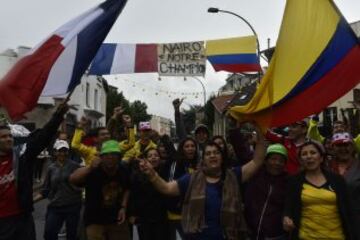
[181, 169, 246, 240]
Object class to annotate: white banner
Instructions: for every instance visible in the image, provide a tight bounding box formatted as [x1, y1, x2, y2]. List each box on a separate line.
[158, 41, 206, 76]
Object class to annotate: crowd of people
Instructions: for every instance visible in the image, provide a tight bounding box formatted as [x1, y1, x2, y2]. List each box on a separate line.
[0, 98, 360, 240]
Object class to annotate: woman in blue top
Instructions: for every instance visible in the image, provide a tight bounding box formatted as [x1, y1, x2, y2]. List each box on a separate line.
[140, 124, 266, 240]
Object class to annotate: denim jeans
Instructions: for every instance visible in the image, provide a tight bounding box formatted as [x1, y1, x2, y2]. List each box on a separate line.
[44, 203, 81, 240]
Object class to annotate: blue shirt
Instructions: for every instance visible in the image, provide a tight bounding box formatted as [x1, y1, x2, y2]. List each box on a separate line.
[177, 167, 242, 240]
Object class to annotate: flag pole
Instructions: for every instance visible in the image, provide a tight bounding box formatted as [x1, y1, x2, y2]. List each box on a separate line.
[64, 88, 76, 103]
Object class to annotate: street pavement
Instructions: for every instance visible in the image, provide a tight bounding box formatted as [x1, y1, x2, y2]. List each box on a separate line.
[33, 200, 162, 240]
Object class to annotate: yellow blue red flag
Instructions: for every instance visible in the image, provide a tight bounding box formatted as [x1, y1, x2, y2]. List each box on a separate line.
[206, 36, 261, 73]
[229, 0, 360, 127]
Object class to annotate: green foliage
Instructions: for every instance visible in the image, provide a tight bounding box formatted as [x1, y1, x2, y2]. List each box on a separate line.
[129, 100, 151, 124]
[106, 87, 150, 125]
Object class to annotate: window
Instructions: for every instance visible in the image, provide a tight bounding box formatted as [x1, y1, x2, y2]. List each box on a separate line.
[86, 83, 90, 107]
[94, 89, 98, 110]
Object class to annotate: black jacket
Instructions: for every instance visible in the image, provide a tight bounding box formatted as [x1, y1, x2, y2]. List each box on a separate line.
[284, 170, 358, 240]
[14, 109, 65, 214]
[128, 164, 167, 224]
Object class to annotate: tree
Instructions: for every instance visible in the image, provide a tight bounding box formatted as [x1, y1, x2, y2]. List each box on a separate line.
[106, 88, 150, 125]
[129, 100, 151, 124]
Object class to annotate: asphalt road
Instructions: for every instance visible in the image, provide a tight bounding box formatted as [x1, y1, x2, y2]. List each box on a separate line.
[33, 200, 147, 240]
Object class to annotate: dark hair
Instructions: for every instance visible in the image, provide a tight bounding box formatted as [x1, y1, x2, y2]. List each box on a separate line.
[212, 135, 229, 163]
[144, 147, 160, 159]
[157, 135, 177, 159]
[298, 140, 325, 159]
[176, 137, 198, 167]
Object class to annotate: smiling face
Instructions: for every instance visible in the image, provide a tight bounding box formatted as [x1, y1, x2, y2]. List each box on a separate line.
[299, 144, 323, 172]
[265, 153, 286, 176]
[146, 149, 161, 168]
[333, 142, 355, 163]
[203, 145, 223, 169]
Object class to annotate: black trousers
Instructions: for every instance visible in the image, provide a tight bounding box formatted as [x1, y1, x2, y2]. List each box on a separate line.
[137, 222, 168, 240]
[0, 213, 36, 240]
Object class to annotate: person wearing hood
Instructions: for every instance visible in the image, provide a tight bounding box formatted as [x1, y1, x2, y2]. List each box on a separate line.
[244, 144, 288, 240]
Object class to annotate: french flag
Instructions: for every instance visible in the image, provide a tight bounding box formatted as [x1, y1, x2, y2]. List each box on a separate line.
[0, 0, 128, 120]
[89, 43, 158, 75]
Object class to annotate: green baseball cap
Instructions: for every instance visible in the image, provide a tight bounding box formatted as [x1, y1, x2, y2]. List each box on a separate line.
[100, 140, 121, 155]
[266, 144, 288, 159]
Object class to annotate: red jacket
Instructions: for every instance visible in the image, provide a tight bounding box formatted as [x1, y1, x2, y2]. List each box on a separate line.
[266, 131, 300, 175]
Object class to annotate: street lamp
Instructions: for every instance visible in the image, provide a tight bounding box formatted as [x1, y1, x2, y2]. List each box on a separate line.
[184, 76, 207, 106]
[207, 7, 265, 74]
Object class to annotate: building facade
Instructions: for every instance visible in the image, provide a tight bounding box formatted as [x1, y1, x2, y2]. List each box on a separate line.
[150, 115, 173, 136]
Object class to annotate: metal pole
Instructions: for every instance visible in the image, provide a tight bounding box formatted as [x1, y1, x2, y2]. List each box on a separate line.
[208, 8, 266, 79]
[217, 10, 261, 60]
[192, 76, 207, 106]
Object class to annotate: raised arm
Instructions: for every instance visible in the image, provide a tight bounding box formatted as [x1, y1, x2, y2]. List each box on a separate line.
[140, 160, 180, 196]
[25, 102, 68, 159]
[307, 116, 325, 143]
[69, 156, 101, 186]
[241, 124, 266, 182]
[107, 106, 125, 141]
[173, 98, 187, 141]
[71, 117, 97, 165]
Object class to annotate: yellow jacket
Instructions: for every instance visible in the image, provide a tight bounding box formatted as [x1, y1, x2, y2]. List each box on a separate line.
[71, 128, 98, 166]
[123, 140, 157, 162]
[119, 127, 136, 155]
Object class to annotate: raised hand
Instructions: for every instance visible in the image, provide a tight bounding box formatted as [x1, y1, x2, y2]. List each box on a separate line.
[122, 114, 132, 128]
[172, 98, 184, 110]
[283, 216, 295, 232]
[112, 106, 124, 120]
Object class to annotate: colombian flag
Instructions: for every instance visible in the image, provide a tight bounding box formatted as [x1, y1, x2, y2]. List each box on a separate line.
[229, 0, 360, 127]
[206, 36, 261, 73]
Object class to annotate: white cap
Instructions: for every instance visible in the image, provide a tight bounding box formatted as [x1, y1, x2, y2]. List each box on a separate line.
[9, 124, 30, 137]
[53, 140, 69, 150]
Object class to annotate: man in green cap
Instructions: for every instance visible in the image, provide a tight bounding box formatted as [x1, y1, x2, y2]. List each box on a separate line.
[244, 143, 289, 240]
[70, 140, 130, 240]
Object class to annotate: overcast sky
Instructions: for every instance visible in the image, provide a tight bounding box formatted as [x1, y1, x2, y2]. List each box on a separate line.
[1, 0, 360, 120]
